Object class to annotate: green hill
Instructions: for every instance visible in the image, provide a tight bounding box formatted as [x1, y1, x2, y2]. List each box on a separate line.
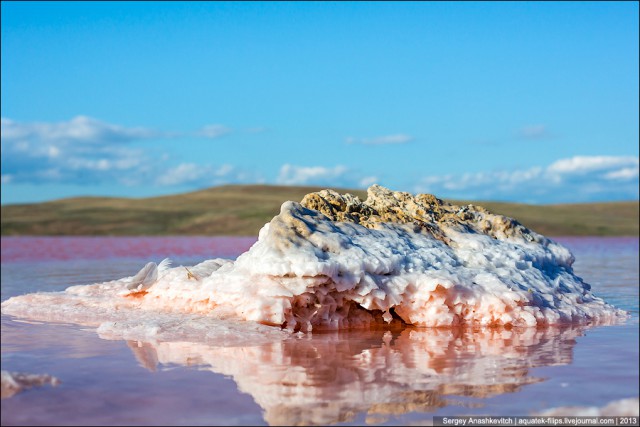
[1, 185, 638, 236]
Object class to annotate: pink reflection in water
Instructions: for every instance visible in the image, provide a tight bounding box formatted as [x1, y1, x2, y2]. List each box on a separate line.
[554, 236, 639, 254]
[2, 236, 637, 263]
[1, 236, 258, 262]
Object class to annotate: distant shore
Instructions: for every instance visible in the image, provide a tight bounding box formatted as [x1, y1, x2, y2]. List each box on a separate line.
[1, 185, 638, 237]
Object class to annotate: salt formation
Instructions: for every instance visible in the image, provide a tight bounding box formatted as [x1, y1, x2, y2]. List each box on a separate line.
[1, 371, 60, 399]
[125, 258, 172, 291]
[1, 185, 626, 332]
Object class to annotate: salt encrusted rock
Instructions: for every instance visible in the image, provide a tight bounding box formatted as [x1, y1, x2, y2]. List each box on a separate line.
[301, 184, 541, 244]
[1, 185, 626, 333]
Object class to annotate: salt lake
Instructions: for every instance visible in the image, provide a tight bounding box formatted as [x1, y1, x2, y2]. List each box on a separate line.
[1, 236, 637, 425]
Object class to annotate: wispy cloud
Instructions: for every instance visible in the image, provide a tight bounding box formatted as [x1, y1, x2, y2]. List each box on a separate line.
[415, 155, 639, 203]
[275, 164, 380, 190]
[277, 164, 349, 186]
[1, 116, 161, 144]
[156, 163, 241, 186]
[359, 176, 378, 187]
[547, 155, 638, 174]
[345, 134, 413, 145]
[1, 116, 234, 146]
[517, 124, 552, 140]
[197, 124, 231, 139]
[157, 163, 212, 186]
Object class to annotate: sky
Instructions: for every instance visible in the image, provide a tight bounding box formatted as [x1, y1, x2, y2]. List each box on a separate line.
[1, 1, 638, 205]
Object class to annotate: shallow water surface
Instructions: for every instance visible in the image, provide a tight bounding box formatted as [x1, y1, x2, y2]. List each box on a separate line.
[1, 236, 638, 425]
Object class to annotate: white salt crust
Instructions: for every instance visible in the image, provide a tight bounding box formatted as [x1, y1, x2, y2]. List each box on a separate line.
[1, 188, 626, 332]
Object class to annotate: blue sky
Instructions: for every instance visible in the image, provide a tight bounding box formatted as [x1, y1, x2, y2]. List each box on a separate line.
[1, 1, 638, 205]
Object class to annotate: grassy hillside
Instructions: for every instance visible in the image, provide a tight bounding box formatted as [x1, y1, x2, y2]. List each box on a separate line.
[1, 185, 638, 236]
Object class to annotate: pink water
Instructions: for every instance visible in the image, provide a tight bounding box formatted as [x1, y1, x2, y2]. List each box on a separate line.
[1, 236, 638, 425]
[0, 236, 258, 263]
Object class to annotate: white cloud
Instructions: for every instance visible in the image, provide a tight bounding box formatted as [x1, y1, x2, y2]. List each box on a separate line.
[277, 164, 348, 186]
[155, 163, 258, 187]
[415, 155, 639, 203]
[215, 164, 234, 176]
[1, 116, 235, 147]
[1, 116, 164, 185]
[359, 176, 378, 187]
[346, 134, 413, 145]
[604, 167, 639, 180]
[276, 164, 380, 190]
[518, 124, 552, 140]
[547, 155, 638, 174]
[66, 155, 143, 172]
[197, 124, 231, 139]
[47, 145, 61, 158]
[1, 116, 160, 145]
[0, 116, 243, 188]
[157, 163, 211, 186]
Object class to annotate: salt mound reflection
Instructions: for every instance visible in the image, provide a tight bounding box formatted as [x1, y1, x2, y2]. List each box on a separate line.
[101, 326, 585, 425]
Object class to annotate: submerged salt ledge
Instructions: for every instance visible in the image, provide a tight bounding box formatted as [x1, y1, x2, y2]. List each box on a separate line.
[1, 185, 626, 331]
